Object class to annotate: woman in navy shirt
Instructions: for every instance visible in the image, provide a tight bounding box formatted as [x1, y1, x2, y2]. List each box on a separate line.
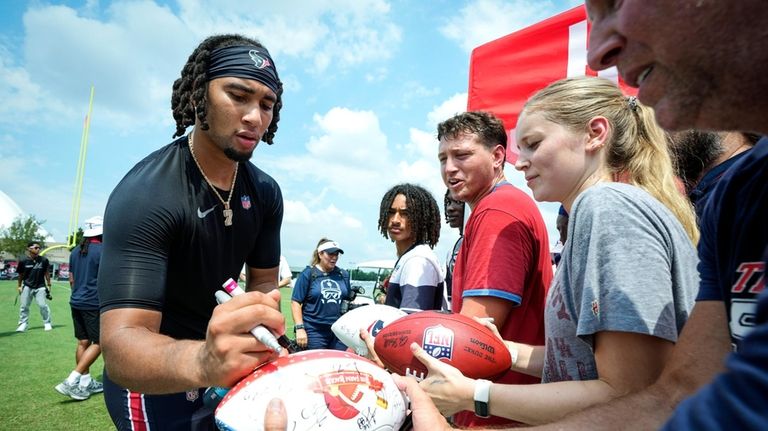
[290, 238, 351, 350]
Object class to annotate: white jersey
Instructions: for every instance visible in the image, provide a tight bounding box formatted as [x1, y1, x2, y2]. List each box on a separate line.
[385, 244, 445, 313]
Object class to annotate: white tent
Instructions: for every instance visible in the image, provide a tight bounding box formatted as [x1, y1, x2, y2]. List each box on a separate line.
[0, 190, 54, 241]
[0, 190, 24, 230]
[356, 259, 395, 270]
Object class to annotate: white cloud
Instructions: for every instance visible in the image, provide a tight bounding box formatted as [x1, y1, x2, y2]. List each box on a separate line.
[9, 0, 402, 133]
[307, 107, 391, 169]
[283, 199, 313, 224]
[407, 128, 438, 159]
[323, 204, 364, 229]
[0, 44, 69, 129]
[177, 0, 402, 73]
[267, 106, 395, 264]
[427, 92, 468, 129]
[280, 74, 303, 93]
[271, 100, 456, 265]
[398, 81, 441, 109]
[440, 0, 557, 52]
[19, 3, 193, 130]
[284, 199, 362, 230]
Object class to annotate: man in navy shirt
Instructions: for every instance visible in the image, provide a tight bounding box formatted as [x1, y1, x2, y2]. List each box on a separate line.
[669, 131, 759, 219]
[55, 216, 105, 401]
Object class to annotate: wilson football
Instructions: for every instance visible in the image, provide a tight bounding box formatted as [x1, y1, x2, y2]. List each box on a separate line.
[215, 350, 407, 431]
[332, 304, 407, 356]
[373, 310, 511, 380]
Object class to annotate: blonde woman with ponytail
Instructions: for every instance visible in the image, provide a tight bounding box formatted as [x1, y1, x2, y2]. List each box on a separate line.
[411, 77, 700, 426]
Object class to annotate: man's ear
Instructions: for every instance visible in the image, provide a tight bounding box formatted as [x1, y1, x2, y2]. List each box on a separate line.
[585, 116, 610, 153]
[492, 144, 507, 168]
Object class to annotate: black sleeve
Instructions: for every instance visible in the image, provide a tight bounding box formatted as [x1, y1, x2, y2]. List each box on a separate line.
[17, 260, 26, 281]
[98, 178, 177, 313]
[245, 169, 284, 269]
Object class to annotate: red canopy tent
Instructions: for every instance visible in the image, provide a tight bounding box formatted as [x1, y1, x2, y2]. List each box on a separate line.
[467, 5, 637, 163]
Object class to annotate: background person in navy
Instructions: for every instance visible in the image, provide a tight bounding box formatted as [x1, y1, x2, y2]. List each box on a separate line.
[668, 131, 759, 219]
[55, 216, 104, 401]
[378, 183, 444, 313]
[16, 240, 53, 332]
[97, 34, 285, 430]
[291, 238, 351, 350]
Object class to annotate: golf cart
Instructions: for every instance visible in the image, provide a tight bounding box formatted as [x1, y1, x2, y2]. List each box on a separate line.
[350, 259, 395, 306]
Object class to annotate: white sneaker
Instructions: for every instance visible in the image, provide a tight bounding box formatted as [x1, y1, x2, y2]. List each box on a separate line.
[55, 380, 72, 396]
[86, 380, 103, 394]
[44, 323, 53, 331]
[15, 323, 27, 332]
[54, 381, 89, 401]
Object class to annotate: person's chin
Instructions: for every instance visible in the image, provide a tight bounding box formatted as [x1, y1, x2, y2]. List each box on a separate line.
[654, 99, 705, 132]
[531, 188, 549, 203]
[224, 147, 254, 162]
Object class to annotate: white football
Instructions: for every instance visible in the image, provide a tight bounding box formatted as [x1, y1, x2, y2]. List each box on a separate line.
[332, 304, 407, 356]
[215, 350, 407, 431]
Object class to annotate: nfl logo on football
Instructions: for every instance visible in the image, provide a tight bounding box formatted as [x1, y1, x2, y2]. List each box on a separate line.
[423, 325, 454, 360]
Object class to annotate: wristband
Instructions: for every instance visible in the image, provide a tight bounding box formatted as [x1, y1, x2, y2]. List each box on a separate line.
[508, 341, 519, 366]
[294, 324, 305, 332]
[473, 379, 491, 418]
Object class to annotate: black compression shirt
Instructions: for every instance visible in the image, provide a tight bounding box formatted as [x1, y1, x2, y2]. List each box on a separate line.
[98, 136, 283, 339]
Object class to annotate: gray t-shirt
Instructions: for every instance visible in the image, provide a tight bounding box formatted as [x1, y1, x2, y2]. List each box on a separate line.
[542, 183, 699, 383]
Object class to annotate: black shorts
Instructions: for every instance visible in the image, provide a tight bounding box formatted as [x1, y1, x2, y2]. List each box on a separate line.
[71, 308, 100, 344]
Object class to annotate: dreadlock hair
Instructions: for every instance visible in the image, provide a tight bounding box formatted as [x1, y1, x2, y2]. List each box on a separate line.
[437, 111, 507, 152]
[378, 184, 441, 248]
[523, 76, 699, 244]
[170, 34, 283, 144]
[79, 235, 102, 256]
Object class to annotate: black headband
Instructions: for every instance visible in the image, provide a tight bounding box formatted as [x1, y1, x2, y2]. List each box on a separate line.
[207, 45, 280, 95]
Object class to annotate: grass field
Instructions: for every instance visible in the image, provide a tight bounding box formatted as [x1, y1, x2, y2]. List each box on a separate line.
[0, 280, 296, 430]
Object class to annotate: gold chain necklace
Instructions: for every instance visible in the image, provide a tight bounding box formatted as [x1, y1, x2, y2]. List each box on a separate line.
[188, 130, 239, 226]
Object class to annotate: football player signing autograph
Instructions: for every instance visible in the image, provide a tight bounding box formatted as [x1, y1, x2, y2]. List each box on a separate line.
[98, 34, 286, 430]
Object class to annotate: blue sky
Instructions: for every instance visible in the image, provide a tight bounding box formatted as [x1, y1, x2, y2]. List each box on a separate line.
[0, 0, 578, 268]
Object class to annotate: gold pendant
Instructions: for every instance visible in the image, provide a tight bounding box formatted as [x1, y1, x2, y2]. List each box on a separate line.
[223, 208, 233, 226]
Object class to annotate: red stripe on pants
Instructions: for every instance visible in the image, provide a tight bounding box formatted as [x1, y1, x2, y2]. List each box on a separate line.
[128, 391, 149, 431]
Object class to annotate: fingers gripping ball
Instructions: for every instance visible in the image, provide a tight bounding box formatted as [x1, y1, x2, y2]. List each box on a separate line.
[373, 311, 511, 380]
[215, 350, 407, 431]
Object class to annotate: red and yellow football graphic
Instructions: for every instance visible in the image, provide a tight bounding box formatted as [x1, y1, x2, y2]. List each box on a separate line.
[216, 350, 407, 431]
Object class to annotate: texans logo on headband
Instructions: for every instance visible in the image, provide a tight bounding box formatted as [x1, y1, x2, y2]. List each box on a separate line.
[207, 45, 280, 95]
[249, 50, 271, 69]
